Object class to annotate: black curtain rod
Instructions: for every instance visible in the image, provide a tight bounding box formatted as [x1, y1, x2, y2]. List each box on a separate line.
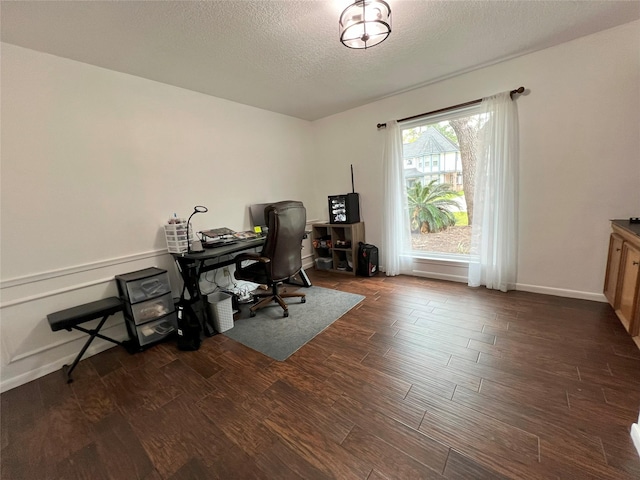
[376, 86, 525, 129]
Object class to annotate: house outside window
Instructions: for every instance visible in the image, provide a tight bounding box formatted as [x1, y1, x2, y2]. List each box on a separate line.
[401, 109, 482, 258]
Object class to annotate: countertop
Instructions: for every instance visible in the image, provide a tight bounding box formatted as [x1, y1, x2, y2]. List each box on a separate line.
[612, 219, 640, 238]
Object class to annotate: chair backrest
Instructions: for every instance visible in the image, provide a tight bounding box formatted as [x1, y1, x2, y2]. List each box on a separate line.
[261, 201, 306, 282]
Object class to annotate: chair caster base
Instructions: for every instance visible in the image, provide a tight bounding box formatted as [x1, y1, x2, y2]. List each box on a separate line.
[301, 297, 306, 303]
[283, 311, 289, 318]
[250, 310, 256, 317]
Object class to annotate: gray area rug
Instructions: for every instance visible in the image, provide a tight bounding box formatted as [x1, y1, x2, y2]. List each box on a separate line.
[223, 286, 365, 361]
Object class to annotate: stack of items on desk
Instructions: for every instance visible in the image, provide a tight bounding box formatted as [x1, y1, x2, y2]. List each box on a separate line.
[201, 228, 259, 244]
[200, 227, 237, 246]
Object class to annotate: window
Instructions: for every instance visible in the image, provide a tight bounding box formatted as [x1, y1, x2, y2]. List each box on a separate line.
[401, 106, 483, 257]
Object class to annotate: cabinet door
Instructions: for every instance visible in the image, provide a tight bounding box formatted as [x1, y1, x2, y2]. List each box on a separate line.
[604, 233, 624, 306]
[617, 242, 640, 335]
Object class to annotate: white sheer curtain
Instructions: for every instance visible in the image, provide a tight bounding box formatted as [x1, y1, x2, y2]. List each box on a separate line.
[468, 92, 519, 292]
[382, 120, 410, 276]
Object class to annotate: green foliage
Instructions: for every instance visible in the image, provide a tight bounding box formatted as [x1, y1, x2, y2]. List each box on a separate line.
[407, 180, 460, 233]
[453, 211, 468, 226]
[403, 127, 421, 143]
[434, 122, 459, 146]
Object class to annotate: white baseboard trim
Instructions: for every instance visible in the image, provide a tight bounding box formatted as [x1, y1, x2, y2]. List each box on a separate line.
[302, 258, 314, 270]
[389, 271, 605, 302]
[515, 283, 607, 303]
[408, 270, 469, 284]
[0, 334, 128, 393]
[631, 423, 640, 458]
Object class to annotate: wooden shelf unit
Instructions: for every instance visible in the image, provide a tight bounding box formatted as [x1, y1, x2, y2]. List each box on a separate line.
[311, 222, 365, 275]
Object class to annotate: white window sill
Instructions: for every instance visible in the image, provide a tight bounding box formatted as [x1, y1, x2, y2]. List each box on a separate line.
[402, 252, 474, 264]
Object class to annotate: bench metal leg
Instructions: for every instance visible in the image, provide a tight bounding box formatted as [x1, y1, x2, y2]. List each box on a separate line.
[64, 313, 124, 383]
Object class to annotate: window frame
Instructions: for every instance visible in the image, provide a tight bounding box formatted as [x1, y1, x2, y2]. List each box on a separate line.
[399, 103, 482, 262]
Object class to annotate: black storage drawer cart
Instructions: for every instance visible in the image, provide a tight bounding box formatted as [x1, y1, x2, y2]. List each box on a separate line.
[115, 267, 178, 349]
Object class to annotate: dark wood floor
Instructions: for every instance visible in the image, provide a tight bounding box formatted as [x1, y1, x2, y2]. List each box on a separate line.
[2, 271, 640, 479]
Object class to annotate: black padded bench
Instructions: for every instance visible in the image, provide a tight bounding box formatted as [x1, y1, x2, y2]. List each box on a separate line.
[47, 297, 125, 383]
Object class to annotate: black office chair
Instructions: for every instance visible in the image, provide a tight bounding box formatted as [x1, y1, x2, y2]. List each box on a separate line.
[234, 201, 307, 317]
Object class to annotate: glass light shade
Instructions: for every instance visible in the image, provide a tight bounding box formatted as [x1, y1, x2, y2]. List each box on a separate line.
[339, 0, 391, 49]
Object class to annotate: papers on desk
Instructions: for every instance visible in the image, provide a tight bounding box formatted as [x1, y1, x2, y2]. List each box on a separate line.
[234, 231, 258, 239]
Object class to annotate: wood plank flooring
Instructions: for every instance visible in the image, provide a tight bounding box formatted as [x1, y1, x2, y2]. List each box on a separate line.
[2, 271, 640, 479]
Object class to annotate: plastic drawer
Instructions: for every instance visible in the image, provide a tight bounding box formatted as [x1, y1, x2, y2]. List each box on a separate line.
[130, 292, 174, 325]
[134, 313, 177, 346]
[166, 235, 188, 242]
[164, 223, 188, 235]
[315, 257, 333, 270]
[124, 272, 171, 303]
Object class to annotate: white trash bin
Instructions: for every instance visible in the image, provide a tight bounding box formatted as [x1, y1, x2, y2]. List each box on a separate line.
[207, 292, 234, 333]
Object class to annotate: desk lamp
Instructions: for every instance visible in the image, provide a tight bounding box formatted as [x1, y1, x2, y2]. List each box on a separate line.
[187, 205, 208, 253]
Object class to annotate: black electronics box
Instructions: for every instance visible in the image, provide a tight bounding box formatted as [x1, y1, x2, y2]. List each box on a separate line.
[328, 193, 360, 224]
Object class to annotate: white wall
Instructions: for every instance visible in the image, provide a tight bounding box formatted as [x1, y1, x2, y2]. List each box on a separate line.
[0, 44, 316, 391]
[311, 21, 640, 300]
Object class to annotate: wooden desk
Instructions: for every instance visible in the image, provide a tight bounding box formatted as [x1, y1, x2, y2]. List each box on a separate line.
[172, 237, 311, 335]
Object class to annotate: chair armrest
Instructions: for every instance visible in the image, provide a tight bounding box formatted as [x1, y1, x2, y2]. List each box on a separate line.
[234, 252, 271, 270]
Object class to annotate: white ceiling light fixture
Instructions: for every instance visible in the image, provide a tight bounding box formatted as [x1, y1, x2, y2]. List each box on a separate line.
[339, 0, 392, 50]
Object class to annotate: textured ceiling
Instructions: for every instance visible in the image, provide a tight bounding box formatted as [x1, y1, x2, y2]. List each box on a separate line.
[2, 1, 639, 121]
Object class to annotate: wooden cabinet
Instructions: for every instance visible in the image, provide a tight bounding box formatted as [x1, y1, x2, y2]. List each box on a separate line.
[604, 233, 624, 305]
[311, 222, 365, 275]
[604, 221, 640, 345]
[617, 242, 640, 336]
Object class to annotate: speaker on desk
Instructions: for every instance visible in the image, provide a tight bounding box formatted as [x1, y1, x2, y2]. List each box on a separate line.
[328, 193, 360, 224]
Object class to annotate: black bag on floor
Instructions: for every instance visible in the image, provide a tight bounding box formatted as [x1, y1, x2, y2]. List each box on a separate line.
[176, 302, 202, 351]
[357, 242, 379, 277]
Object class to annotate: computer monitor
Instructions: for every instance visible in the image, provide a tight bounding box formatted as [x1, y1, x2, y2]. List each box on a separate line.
[249, 203, 272, 230]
